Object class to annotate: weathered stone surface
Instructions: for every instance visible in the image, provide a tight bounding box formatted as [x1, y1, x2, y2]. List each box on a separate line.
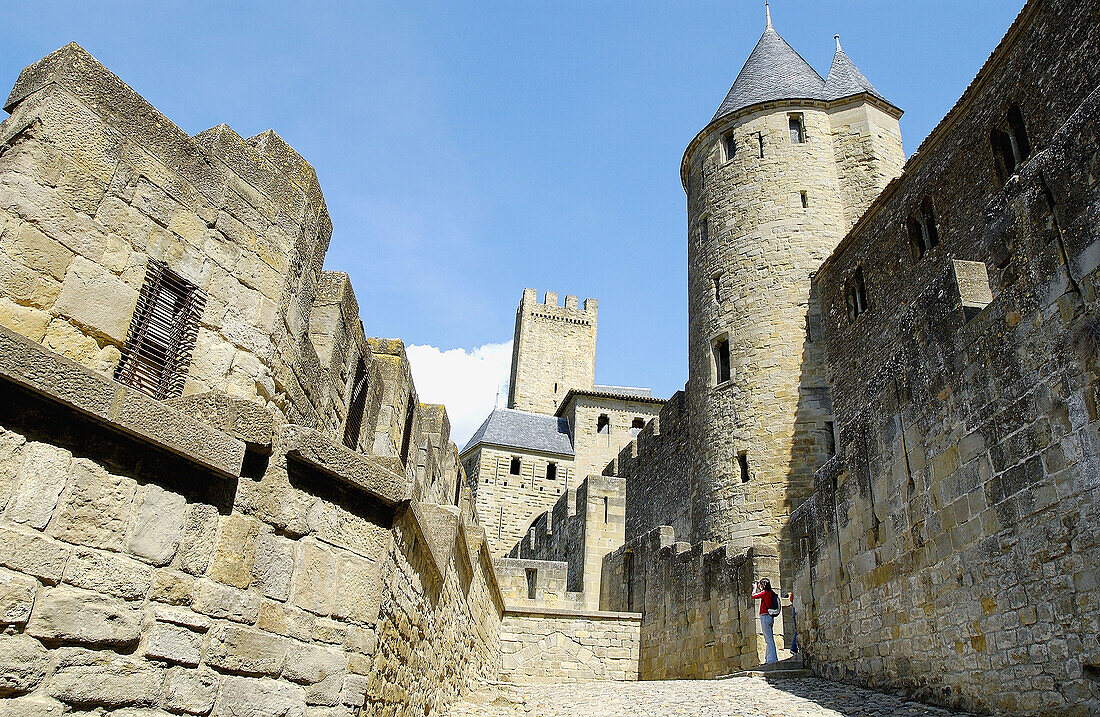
[0, 634, 49, 695]
[145, 621, 202, 666]
[0, 695, 64, 717]
[48, 648, 164, 707]
[178, 503, 220, 576]
[256, 600, 314, 642]
[212, 676, 304, 717]
[208, 514, 262, 589]
[0, 567, 37, 625]
[0, 297, 50, 342]
[292, 539, 335, 616]
[52, 255, 137, 343]
[331, 553, 379, 624]
[154, 604, 211, 632]
[127, 483, 187, 566]
[166, 392, 275, 452]
[205, 624, 287, 677]
[164, 666, 218, 715]
[282, 425, 408, 505]
[62, 546, 152, 600]
[0, 524, 69, 583]
[25, 586, 142, 647]
[284, 643, 344, 706]
[192, 578, 260, 623]
[150, 568, 196, 606]
[49, 458, 135, 550]
[4, 441, 70, 528]
[252, 531, 294, 601]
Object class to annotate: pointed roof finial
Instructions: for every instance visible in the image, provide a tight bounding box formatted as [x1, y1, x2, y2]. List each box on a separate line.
[834, 34, 842, 52]
[765, 1, 773, 29]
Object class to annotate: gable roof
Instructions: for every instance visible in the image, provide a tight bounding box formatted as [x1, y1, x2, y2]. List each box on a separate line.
[461, 408, 574, 457]
[712, 26, 826, 122]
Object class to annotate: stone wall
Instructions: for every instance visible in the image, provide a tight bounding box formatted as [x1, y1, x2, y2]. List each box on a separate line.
[790, 1, 1100, 714]
[495, 557, 586, 611]
[604, 390, 693, 542]
[507, 288, 597, 415]
[499, 608, 640, 682]
[601, 527, 781, 680]
[564, 394, 663, 480]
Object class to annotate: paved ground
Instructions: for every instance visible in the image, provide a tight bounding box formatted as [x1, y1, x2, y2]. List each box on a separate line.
[441, 676, 971, 717]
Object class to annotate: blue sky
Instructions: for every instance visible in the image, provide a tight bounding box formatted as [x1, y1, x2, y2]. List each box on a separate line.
[3, 1, 1026, 442]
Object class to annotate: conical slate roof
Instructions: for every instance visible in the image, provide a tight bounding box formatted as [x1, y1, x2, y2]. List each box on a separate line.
[711, 26, 826, 122]
[824, 44, 886, 102]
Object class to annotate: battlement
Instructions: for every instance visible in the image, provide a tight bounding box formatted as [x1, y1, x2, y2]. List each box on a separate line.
[520, 287, 598, 317]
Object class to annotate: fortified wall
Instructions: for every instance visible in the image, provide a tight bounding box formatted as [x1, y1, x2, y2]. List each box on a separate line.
[790, 1, 1100, 714]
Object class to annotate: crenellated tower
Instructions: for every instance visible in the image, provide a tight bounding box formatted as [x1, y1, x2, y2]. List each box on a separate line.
[681, 11, 904, 568]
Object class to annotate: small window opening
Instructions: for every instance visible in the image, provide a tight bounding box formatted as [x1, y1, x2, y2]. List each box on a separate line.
[343, 357, 369, 449]
[907, 197, 941, 262]
[789, 114, 806, 144]
[547, 462, 557, 481]
[700, 218, 709, 245]
[631, 417, 646, 437]
[712, 273, 722, 303]
[553, 382, 558, 393]
[597, 414, 610, 434]
[603, 496, 609, 523]
[723, 131, 736, 162]
[510, 457, 521, 475]
[525, 568, 537, 600]
[399, 396, 416, 466]
[712, 335, 731, 385]
[825, 421, 836, 457]
[115, 261, 206, 400]
[800, 191, 809, 208]
[757, 132, 765, 158]
[624, 552, 634, 611]
[699, 158, 706, 188]
[991, 104, 1031, 182]
[738, 451, 750, 483]
[844, 268, 869, 322]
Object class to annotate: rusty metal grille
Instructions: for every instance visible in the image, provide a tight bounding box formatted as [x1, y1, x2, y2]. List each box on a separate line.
[114, 261, 206, 400]
[343, 357, 368, 449]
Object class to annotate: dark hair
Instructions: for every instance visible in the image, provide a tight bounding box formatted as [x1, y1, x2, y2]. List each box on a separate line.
[760, 578, 771, 590]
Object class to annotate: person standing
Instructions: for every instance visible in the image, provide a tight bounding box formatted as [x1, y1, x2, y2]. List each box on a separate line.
[751, 578, 780, 664]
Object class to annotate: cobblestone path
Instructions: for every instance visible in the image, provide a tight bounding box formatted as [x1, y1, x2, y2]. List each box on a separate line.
[441, 676, 971, 717]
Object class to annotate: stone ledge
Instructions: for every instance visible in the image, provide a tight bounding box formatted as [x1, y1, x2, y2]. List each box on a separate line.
[281, 424, 409, 506]
[502, 606, 642, 621]
[166, 392, 275, 454]
[0, 325, 245, 478]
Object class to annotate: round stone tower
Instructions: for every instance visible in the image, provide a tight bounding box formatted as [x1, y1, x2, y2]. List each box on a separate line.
[681, 11, 905, 566]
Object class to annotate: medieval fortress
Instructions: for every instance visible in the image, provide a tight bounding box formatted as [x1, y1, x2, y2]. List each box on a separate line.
[0, 0, 1095, 715]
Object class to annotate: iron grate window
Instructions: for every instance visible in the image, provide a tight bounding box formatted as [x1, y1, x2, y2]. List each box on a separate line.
[114, 261, 205, 400]
[343, 356, 369, 449]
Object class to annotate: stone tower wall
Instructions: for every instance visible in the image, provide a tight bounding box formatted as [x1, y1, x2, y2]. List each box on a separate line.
[507, 288, 597, 415]
[681, 98, 903, 565]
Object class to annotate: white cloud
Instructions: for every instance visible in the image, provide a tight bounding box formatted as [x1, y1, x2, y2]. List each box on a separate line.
[405, 340, 512, 449]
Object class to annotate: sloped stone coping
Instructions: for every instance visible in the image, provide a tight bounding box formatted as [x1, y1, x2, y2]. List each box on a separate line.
[0, 325, 245, 478]
[166, 392, 275, 454]
[502, 606, 642, 621]
[281, 424, 409, 506]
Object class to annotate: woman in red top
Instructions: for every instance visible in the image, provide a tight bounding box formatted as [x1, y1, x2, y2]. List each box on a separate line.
[751, 578, 780, 663]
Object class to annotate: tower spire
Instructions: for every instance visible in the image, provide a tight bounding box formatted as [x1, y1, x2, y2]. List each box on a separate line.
[765, 1, 772, 29]
[834, 34, 842, 52]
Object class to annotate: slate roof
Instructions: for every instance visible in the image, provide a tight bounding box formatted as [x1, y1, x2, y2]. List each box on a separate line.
[462, 408, 574, 457]
[592, 385, 654, 399]
[712, 26, 826, 122]
[824, 48, 887, 102]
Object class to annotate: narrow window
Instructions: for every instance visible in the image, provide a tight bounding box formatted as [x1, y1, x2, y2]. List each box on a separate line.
[699, 158, 706, 188]
[723, 131, 737, 161]
[908, 216, 928, 261]
[712, 335, 731, 385]
[525, 568, 537, 600]
[844, 268, 868, 322]
[510, 457, 521, 475]
[343, 357, 369, 449]
[547, 462, 557, 481]
[712, 273, 722, 303]
[553, 382, 558, 393]
[399, 396, 416, 465]
[700, 218, 709, 244]
[603, 496, 609, 523]
[991, 104, 1031, 182]
[789, 114, 806, 144]
[738, 451, 750, 483]
[800, 191, 809, 208]
[825, 421, 836, 456]
[624, 552, 634, 611]
[115, 261, 206, 400]
[921, 197, 940, 249]
[631, 417, 646, 437]
[757, 132, 765, 158]
[597, 414, 610, 434]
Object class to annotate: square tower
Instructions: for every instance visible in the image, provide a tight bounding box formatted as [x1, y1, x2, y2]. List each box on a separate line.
[507, 288, 597, 415]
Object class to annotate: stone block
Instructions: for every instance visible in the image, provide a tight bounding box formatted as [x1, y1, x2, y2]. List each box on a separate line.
[212, 675, 305, 717]
[208, 514, 263, 589]
[26, 586, 143, 647]
[164, 666, 218, 715]
[0, 634, 49, 695]
[282, 425, 409, 506]
[205, 624, 287, 677]
[0, 696, 64, 717]
[62, 546, 152, 600]
[49, 457, 136, 551]
[3, 221, 73, 281]
[150, 568, 196, 606]
[0, 567, 37, 625]
[178, 503, 221, 576]
[145, 621, 202, 666]
[154, 604, 211, 631]
[127, 483, 187, 566]
[332, 552, 380, 624]
[0, 524, 70, 583]
[52, 254, 138, 344]
[4, 441, 70, 528]
[192, 578, 260, 623]
[284, 643, 345, 706]
[256, 600, 314, 642]
[292, 539, 335, 616]
[0, 295, 51, 341]
[48, 648, 164, 708]
[253, 532, 295, 601]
